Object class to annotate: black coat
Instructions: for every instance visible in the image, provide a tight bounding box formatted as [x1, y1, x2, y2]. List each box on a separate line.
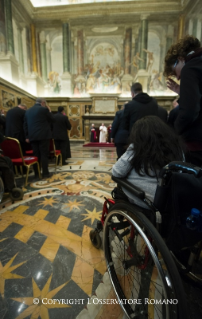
[24, 103, 54, 141]
[167, 106, 179, 129]
[122, 93, 159, 132]
[52, 112, 71, 140]
[111, 109, 129, 144]
[0, 115, 6, 135]
[5, 106, 26, 142]
[174, 50, 202, 142]
[157, 106, 168, 123]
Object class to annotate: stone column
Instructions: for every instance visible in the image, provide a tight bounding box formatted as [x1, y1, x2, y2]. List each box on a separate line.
[61, 22, 72, 95]
[0, 0, 6, 55]
[30, 24, 38, 73]
[40, 31, 47, 82]
[192, 19, 198, 37]
[124, 28, 132, 74]
[63, 22, 70, 72]
[4, 0, 14, 54]
[18, 27, 24, 73]
[139, 15, 149, 70]
[47, 47, 52, 75]
[77, 30, 84, 75]
[26, 27, 32, 74]
[178, 15, 185, 39]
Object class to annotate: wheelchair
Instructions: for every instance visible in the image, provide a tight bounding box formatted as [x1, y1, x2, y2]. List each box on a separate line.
[89, 162, 202, 319]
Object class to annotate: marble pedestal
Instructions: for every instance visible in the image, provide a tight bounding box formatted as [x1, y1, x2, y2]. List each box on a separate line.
[0, 53, 19, 86]
[26, 73, 45, 96]
[134, 69, 150, 92]
[61, 72, 72, 96]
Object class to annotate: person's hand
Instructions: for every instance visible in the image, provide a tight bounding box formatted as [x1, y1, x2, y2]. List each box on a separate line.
[26, 139, 30, 143]
[167, 78, 180, 94]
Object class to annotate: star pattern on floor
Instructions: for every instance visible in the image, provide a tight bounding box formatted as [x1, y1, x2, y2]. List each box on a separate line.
[0, 253, 26, 297]
[82, 207, 102, 225]
[64, 199, 84, 212]
[38, 197, 59, 208]
[12, 274, 70, 319]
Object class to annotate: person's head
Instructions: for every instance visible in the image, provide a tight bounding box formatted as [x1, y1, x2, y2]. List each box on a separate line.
[18, 104, 27, 110]
[109, 124, 112, 128]
[92, 123, 94, 127]
[58, 106, 64, 113]
[131, 82, 142, 98]
[102, 123, 104, 126]
[36, 98, 46, 107]
[164, 35, 201, 80]
[128, 116, 184, 177]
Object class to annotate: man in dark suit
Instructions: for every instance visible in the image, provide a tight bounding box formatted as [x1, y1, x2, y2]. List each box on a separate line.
[5, 104, 27, 154]
[122, 82, 159, 133]
[24, 98, 54, 178]
[111, 102, 129, 158]
[52, 106, 71, 165]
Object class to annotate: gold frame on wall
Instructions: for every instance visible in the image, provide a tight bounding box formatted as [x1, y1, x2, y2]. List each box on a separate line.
[91, 94, 119, 114]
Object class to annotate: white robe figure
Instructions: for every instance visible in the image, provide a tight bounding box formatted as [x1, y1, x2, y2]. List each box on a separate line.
[99, 125, 107, 143]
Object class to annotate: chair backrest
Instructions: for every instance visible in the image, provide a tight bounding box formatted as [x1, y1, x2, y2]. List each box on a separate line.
[49, 139, 56, 156]
[0, 137, 23, 159]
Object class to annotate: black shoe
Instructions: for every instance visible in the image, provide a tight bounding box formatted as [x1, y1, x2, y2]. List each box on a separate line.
[42, 173, 53, 179]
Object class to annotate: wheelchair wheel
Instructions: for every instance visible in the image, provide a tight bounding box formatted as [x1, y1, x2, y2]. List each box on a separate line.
[9, 188, 24, 201]
[90, 230, 102, 249]
[103, 202, 187, 319]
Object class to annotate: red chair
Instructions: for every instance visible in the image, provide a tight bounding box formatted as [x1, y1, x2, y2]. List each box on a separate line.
[49, 139, 62, 172]
[0, 137, 41, 186]
[25, 142, 34, 156]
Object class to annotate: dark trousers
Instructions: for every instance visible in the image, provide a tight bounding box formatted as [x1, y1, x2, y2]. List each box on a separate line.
[55, 140, 67, 165]
[31, 140, 50, 176]
[186, 150, 202, 167]
[116, 143, 126, 159]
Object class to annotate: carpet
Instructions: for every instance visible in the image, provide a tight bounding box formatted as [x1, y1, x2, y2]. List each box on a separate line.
[83, 142, 115, 147]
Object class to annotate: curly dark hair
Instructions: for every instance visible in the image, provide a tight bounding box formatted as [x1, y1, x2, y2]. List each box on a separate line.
[164, 35, 201, 77]
[128, 116, 185, 177]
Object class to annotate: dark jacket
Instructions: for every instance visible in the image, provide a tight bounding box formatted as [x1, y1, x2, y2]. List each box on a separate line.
[111, 109, 129, 144]
[157, 106, 168, 123]
[5, 106, 26, 142]
[122, 93, 159, 132]
[0, 115, 6, 135]
[52, 112, 71, 140]
[167, 106, 179, 129]
[174, 49, 202, 142]
[24, 103, 54, 141]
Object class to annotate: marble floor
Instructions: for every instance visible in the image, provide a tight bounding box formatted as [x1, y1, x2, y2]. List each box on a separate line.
[0, 144, 202, 319]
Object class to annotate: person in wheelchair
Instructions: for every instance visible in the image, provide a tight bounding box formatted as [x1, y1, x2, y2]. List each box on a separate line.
[112, 115, 184, 209]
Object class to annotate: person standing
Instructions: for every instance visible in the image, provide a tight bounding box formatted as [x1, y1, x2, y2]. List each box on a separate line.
[99, 123, 107, 143]
[0, 109, 6, 135]
[164, 35, 202, 166]
[5, 104, 27, 154]
[111, 102, 129, 159]
[107, 124, 112, 142]
[90, 124, 97, 142]
[24, 98, 54, 178]
[122, 82, 159, 133]
[52, 106, 71, 165]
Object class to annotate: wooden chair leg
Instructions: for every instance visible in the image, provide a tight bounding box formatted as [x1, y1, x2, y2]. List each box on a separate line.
[15, 166, 18, 176]
[25, 165, 30, 187]
[36, 162, 41, 178]
[20, 166, 23, 177]
[60, 154, 62, 166]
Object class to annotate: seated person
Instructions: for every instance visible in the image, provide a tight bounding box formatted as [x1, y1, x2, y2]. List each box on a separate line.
[112, 116, 184, 209]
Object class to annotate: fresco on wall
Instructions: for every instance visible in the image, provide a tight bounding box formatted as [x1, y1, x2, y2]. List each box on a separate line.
[2, 90, 15, 108]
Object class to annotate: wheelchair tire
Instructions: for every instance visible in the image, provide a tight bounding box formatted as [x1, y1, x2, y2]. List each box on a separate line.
[90, 230, 102, 249]
[9, 188, 24, 201]
[103, 202, 187, 319]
